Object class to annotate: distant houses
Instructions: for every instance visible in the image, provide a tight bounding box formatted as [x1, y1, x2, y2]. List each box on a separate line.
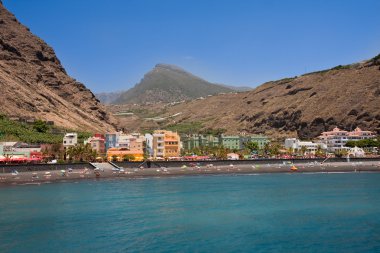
[181, 134, 269, 151]
[0, 142, 43, 163]
[1, 125, 377, 164]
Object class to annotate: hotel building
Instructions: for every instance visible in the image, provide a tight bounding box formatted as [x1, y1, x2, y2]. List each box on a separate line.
[317, 127, 376, 153]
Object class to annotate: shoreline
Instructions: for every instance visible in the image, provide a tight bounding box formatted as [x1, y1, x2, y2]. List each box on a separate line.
[1, 161, 380, 186]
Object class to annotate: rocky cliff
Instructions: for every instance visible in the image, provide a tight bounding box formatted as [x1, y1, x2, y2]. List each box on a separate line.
[0, 2, 116, 132]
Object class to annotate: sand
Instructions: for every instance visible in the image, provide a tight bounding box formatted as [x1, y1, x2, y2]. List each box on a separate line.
[1, 161, 380, 186]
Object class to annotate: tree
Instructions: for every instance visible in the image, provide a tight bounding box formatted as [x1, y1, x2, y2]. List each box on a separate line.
[263, 143, 271, 155]
[33, 120, 48, 133]
[123, 154, 135, 161]
[300, 146, 307, 156]
[315, 145, 324, 157]
[111, 155, 118, 162]
[345, 140, 357, 148]
[66, 143, 97, 162]
[335, 149, 348, 158]
[244, 141, 259, 154]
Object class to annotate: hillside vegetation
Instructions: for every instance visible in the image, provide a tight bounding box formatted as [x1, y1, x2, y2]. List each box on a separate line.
[0, 115, 91, 144]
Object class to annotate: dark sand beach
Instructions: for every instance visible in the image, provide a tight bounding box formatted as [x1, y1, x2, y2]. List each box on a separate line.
[1, 161, 380, 186]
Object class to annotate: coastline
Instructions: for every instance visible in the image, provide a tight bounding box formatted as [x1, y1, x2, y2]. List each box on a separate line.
[1, 161, 380, 186]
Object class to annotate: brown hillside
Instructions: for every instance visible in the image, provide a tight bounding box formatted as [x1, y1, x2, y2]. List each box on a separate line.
[162, 59, 380, 139]
[0, 2, 116, 132]
[112, 57, 380, 139]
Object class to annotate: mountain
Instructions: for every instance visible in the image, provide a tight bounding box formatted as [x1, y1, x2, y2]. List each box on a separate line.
[218, 84, 252, 92]
[0, 2, 116, 132]
[117, 56, 380, 139]
[113, 64, 235, 104]
[95, 91, 123, 104]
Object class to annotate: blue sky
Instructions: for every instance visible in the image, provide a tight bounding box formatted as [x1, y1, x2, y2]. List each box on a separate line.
[3, 0, 380, 93]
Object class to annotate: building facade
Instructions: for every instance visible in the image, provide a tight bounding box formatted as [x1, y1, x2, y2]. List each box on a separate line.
[63, 133, 78, 149]
[239, 135, 269, 150]
[317, 127, 376, 153]
[152, 130, 181, 159]
[284, 138, 325, 154]
[181, 134, 269, 151]
[181, 134, 220, 151]
[85, 134, 106, 155]
[105, 133, 145, 161]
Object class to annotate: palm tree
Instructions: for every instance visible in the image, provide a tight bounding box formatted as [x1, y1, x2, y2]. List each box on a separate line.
[300, 146, 307, 156]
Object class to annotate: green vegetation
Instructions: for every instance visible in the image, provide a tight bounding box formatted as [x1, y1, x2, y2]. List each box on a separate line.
[277, 77, 297, 84]
[66, 143, 97, 162]
[370, 53, 380, 65]
[33, 120, 49, 133]
[243, 141, 259, 153]
[183, 145, 231, 159]
[77, 132, 93, 144]
[166, 121, 204, 134]
[335, 149, 349, 158]
[0, 115, 93, 144]
[302, 64, 352, 76]
[201, 128, 227, 135]
[124, 107, 166, 118]
[302, 69, 330, 76]
[0, 116, 63, 144]
[123, 154, 135, 161]
[331, 64, 351, 70]
[345, 139, 380, 148]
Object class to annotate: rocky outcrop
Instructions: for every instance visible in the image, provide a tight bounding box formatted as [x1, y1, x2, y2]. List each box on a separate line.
[0, 2, 116, 132]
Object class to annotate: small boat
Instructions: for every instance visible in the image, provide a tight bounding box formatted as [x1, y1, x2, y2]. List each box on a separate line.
[290, 165, 298, 171]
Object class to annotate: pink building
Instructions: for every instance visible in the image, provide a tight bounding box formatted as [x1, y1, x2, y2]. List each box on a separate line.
[318, 127, 375, 152]
[85, 134, 106, 154]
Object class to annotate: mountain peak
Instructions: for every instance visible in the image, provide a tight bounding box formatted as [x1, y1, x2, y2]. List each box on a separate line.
[153, 63, 189, 74]
[112, 65, 234, 104]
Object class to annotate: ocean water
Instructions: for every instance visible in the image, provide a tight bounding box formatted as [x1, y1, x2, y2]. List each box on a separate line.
[1, 173, 380, 253]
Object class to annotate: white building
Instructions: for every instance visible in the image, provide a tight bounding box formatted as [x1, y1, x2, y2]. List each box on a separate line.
[317, 127, 376, 153]
[63, 133, 78, 149]
[145, 133, 153, 156]
[284, 138, 325, 155]
[348, 146, 365, 157]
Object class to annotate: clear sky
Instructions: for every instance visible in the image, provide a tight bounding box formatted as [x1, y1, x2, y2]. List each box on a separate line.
[3, 0, 380, 93]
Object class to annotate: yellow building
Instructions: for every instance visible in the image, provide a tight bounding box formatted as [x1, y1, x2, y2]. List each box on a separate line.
[106, 137, 144, 161]
[152, 130, 181, 159]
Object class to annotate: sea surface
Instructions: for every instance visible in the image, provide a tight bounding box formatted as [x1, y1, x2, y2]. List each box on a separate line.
[1, 173, 380, 253]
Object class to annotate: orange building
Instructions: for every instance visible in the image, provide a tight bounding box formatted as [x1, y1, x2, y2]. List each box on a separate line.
[106, 137, 144, 161]
[152, 130, 181, 159]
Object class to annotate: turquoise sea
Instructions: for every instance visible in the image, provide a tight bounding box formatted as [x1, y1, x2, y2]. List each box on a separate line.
[1, 173, 380, 253]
